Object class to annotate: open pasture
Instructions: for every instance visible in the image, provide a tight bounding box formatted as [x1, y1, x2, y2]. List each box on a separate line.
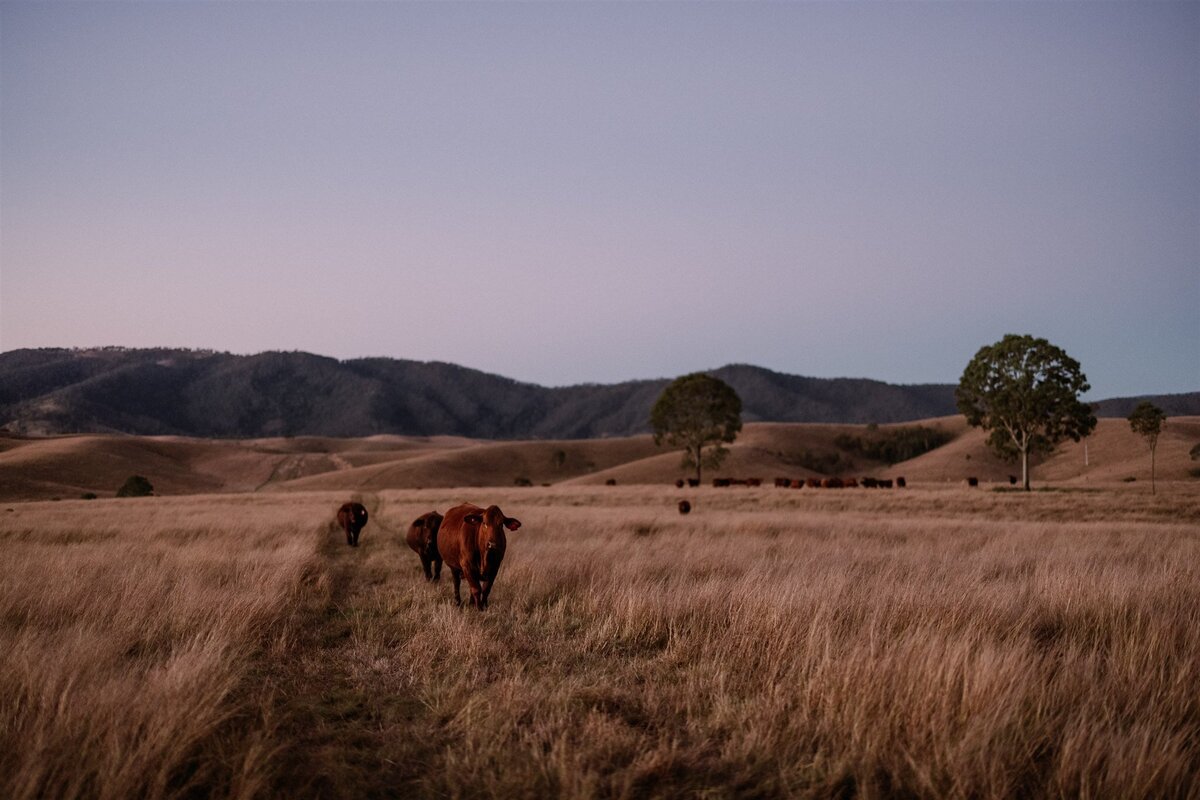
[2, 485, 1198, 799]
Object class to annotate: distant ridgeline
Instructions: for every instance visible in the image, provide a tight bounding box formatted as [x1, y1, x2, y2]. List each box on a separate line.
[0, 348, 1195, 439]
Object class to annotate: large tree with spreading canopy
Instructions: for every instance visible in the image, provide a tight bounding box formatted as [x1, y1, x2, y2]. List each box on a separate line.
[651, 373, 742, 485]
[956, 334, 1096, 491]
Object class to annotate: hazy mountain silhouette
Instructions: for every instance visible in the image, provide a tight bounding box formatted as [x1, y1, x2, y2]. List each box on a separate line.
[1, 348, 1195, 438]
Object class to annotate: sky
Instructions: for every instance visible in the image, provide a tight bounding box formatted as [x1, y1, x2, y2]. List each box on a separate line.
[1, 1, 1197, 398]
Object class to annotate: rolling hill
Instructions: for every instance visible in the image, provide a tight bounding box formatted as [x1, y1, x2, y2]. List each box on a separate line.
[2, 417, 1196, 502]
[3, 347, 1195, 439]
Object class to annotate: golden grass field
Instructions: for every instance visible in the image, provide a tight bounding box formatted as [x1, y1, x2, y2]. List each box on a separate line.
[2, 482, 1198, 799]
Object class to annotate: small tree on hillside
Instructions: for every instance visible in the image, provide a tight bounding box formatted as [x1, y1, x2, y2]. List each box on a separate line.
[116, 475, 155, 497]
[1128, 401, 1167, 494]
[956, 334, 1096, 491]
[651, 373, 742, 485]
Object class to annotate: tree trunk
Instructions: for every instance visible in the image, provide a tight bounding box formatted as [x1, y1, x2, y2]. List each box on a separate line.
[695, 445, 703, 486]
[1151, 444, 1157, 495]
[1022, 447, 1030, 492]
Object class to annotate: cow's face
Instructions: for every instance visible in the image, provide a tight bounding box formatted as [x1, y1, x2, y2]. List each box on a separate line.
[413, 513, 442, 555]
[352, 505, 368, 528]
[464, 505, 521, 580]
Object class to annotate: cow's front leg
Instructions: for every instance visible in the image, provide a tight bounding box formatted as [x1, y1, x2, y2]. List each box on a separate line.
[450, 568, 463, 605]
[463, 568, 484, 609]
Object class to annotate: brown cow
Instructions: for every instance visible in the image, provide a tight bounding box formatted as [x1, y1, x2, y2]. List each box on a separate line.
[406, 511, 444, 582]
[337, 502, 369, 547]
[678, 500, 691, 515]
[437, 503, 522, 610]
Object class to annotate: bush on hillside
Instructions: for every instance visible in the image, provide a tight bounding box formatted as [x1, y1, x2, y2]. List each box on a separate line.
[116, 475, 154, 497]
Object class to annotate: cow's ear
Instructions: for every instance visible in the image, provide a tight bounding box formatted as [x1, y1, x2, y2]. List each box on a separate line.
[503, 517, 522, 531]
[413, 518, 424, 528]
[464, 513, 483, 526]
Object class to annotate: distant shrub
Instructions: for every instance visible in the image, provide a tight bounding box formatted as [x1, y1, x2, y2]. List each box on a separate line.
[80, 492, 98, 500]
[116, 475, 155, 497]
[1188, 467, 1200, 479]
[1191, 443, 1200, 461]
[513, 477, 533, 487]
[835, 426, 953, 465]
[1121, 476, 1137, 483]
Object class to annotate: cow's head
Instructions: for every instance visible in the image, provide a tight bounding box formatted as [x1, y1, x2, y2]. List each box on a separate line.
[463, 505, 520, 579]
[412, 512, 442, 555]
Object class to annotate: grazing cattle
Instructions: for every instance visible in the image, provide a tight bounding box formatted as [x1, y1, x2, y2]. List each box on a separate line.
[791, 479, 805, 489]
[1008, 475, 1018, 486]
[879, 478, 894, 489]
[774, 477, 791, 488]
[337, 502, 369, 547]
[746, 478, 762, 487]
[843, 478, 858, 488]
[820, 477, 845, 489]
[896, 477, 907, 488]
[861, 477, 879, 488]
[687, 478, 700, 488]
[806, 478, 822, 488]
[675, 479, 685, 488]
[967, 477, 979, 487]
[405, 511, 444, 582]
[713, 478, 732, 488]
[437, 503, 522, 610]
[678, 500, 691, 515]
[605, 478, 617, 486]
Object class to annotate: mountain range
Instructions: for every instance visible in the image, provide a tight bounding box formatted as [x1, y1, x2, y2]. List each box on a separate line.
[1, 347, 1195, 439]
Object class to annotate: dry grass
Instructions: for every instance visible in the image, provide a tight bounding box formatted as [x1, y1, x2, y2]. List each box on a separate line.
[2, 486, 1199, 798]
[0, 494, 328, 800]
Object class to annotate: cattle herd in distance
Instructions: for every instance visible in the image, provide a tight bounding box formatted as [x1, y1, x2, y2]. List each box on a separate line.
[337, 500, 522, 610]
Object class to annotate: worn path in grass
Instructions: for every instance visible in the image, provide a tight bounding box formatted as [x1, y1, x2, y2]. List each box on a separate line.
[260, 494, 438, 799]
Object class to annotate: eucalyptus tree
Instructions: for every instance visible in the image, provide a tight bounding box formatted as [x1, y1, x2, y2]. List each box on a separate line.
[651, 373, 743, 485]
[956, 334, 1096, 491]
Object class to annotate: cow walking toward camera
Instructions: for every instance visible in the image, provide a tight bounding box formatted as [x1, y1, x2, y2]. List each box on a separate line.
[337, 502, 369, 547]
[406, 511, 444, 581]
[438, 503, 522, 610]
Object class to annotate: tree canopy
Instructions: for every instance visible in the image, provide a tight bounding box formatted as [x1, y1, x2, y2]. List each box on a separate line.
[650, 373, 743, 484]
[956, 334, 1096, 490]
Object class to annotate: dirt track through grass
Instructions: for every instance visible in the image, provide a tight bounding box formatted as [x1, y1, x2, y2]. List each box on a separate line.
[262, 494, 428, 799]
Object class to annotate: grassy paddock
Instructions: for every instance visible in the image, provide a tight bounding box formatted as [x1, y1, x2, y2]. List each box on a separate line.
[2, 485, 1198, 799]
[0, 494, 330, 800]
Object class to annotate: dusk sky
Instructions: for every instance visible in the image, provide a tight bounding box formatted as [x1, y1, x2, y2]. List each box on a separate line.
[2, 1, 1197, 398]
